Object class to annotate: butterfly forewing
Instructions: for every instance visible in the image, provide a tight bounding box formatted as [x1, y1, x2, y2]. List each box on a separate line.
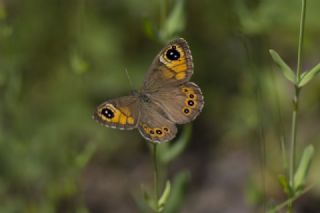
[93, 96, 140, 130]
[142, 38, 194, 91]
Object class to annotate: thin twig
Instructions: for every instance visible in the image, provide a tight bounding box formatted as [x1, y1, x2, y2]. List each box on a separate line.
[288, 0, 307, 211]
[152, 143, 159, 210]
[268, 183, 315, 213]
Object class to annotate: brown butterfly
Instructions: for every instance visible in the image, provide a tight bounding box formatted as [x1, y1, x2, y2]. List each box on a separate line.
[93, 38, 204, 143]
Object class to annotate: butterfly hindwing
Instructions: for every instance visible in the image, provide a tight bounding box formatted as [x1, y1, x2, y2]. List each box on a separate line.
[138, 101, 177, 143]
[142, 38, 193, 91]
[93, 96, 140, 130]
[149, 82, 204, 124]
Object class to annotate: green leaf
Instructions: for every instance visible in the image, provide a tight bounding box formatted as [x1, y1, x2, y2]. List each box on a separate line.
[269, 49, 296, 83]
[159, 0, 185, 42]
[141, 185, 156, 211]
[160, 125, 191, 164]
[298, 63, 320, 87]
[0, 3, 6, 20]
[75, 143, 96, 169]
[70, 53, 89, 74]
[163, 171, 190, 213]
[278, 174, 292, 195]
[132, 191, 150, 213]
[293, 145, 314, 191]
[300, 71, 308, 79]
[158, 181, 171, 212]
[143, 19, 156, 39]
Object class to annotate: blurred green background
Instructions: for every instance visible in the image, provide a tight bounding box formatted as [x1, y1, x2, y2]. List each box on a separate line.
[1, 0, 320, 212]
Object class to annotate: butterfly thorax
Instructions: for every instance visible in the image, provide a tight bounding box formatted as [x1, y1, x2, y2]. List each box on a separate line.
[132, 90, 151, 103]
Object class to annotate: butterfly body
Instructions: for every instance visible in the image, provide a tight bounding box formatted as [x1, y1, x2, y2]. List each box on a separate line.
[93, 38, 204, 143]
[131, 90, 151, 103]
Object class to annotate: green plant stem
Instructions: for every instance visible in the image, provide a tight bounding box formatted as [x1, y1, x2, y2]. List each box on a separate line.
[296, 0, 306, 80]
[289, 88, 300, 187]
[288, 88, 300, 213]
[288, 0, 306, 211]
[268, 183, 315, 213]
[152, 143, 159, 210]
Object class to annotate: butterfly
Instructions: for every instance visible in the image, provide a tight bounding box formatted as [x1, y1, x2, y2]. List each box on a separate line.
[93, 38, 204, 143]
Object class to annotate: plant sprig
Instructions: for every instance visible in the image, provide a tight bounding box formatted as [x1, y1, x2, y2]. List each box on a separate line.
[269, 0, 317, 211]
[140, 126, 191, 213]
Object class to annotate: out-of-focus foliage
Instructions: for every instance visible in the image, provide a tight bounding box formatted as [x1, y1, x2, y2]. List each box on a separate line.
[1, 0, 320, 212]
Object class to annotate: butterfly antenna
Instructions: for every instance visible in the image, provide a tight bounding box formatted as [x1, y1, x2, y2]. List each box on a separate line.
[124, 68, 134, 91]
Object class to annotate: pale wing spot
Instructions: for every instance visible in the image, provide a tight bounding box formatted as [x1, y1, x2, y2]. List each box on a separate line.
[173, 63, 187, 72]
[162, 69, 175, 79]
[120, 107, 131, 116]
[175, 72, 186, 80]
[127, 117, 134, 124]
[119, 114, 127, 125]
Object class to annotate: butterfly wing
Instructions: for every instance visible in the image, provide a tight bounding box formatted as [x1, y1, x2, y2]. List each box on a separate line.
[142, 38, 193, 91]
[148, 82, 204, 124]
[138, 101, 177, 143]
[93, 96, 140, 130]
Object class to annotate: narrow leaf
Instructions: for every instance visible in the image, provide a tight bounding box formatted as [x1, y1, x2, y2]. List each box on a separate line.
[159, 0, 185, 42]
[70, 53, 89, 74]
[160, 125, 191, 164]
[75, 143, 96, 169]
[163, 171, 190, 213]
[158, 181, 171, 211]
[143, 19, 156, 39]
[0, 3, 6, 20]
[298, 63, 320, 87]
[132, 191, 150, 213]
[141, 185, 156, 211]
[300, 71, 307, 79]
[293, 145, 314, 191]
[278, 174, 291, 195]
[269, 49, 296, 83]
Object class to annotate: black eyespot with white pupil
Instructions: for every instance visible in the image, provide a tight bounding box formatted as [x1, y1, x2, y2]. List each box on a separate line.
[156, 130, 162, 135]
[102, 108, 114, 119]
[184, 108, 190, 114]
[166, 46, 180, 60]
[188, 100, 194, 106]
